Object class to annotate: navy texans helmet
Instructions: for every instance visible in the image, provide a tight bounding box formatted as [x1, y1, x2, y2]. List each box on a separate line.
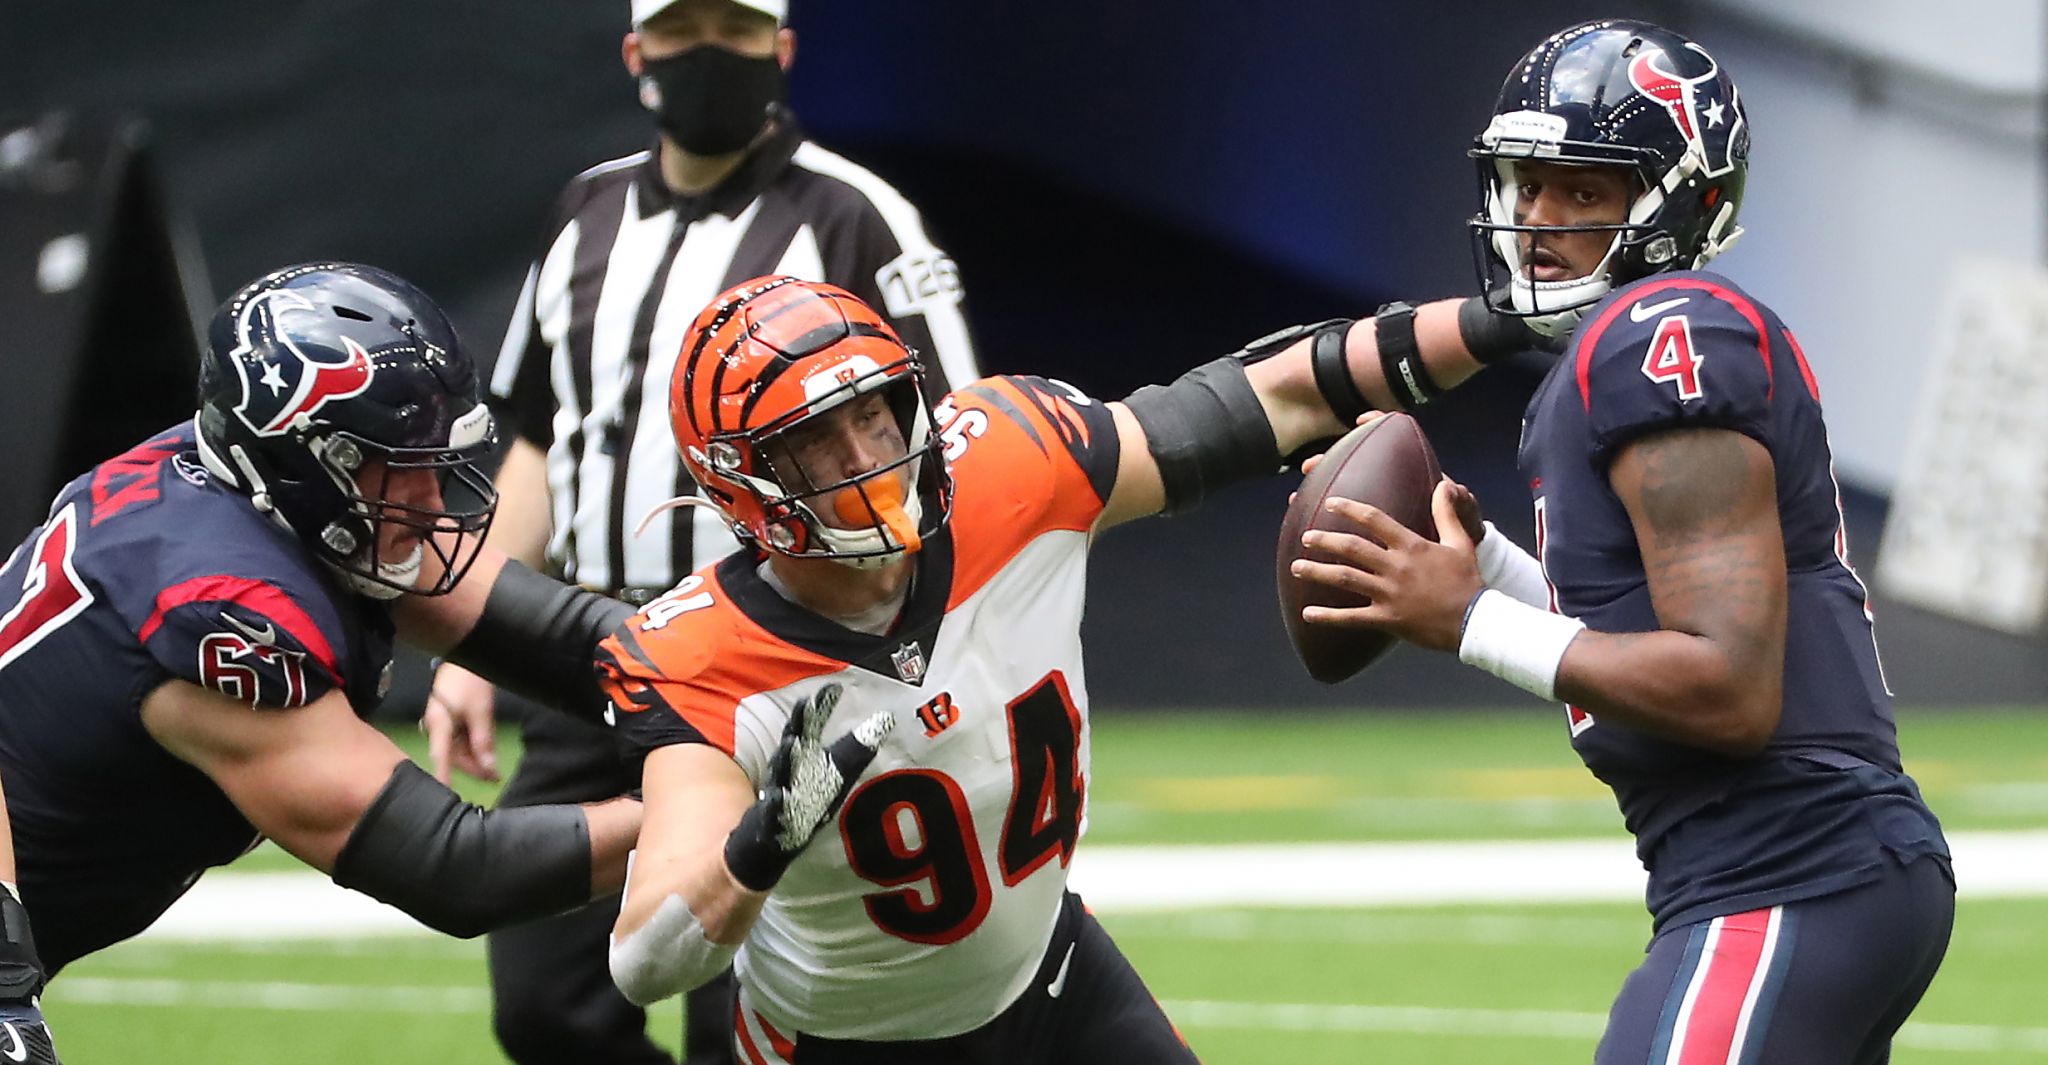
[195, 262, 497, 598]
[1470, 19, 1751, 336]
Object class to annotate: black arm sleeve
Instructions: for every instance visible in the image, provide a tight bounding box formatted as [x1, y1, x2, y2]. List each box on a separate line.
[445, 561, 632, 723]
[331, 761, 593, 939]
[1123, 357, 1283, 514]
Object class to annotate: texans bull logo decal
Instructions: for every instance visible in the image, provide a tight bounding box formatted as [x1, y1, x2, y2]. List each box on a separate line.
[1626, 44, 1741, 178]
[230, 289, 376, 437]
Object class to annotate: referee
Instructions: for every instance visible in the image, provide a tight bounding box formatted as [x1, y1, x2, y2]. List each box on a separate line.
[422, 1, 978, 1062]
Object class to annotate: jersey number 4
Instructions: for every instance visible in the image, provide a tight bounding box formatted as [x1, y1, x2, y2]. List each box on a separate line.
[1640, 314, 1705, 400]
[838, 671, 1084, 945]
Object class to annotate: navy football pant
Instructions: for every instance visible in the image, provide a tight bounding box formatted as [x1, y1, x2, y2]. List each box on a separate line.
[1596, 853, 1953, 1065]
[488, 709, 733, 1065]
[729, 892, 1198, 1064]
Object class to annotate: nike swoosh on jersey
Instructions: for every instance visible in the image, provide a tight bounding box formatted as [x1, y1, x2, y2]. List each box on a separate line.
[1046, 941, 1076, 998]
[1628, 296, 1692, 323]
[2, 1021, 27, 1063]
[220, 611, 278, 647]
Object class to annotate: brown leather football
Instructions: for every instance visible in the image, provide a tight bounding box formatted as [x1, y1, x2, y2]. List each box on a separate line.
[1276, 413, 1443, 684]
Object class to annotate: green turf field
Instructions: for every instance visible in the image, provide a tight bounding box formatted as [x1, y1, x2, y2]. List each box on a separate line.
[43, 707, 2048, 1063]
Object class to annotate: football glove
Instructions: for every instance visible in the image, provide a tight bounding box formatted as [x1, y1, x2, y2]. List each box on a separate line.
[0, 1003, 58, 1065]
[723, 684, 893, 892]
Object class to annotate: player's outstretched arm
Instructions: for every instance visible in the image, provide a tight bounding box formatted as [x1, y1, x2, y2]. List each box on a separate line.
[420, 436, 555, 782]
[611, 684, 892, 1006]
[392, 546, 631, 728]
[138, 680, 641, 935]
[1094, 298, 1517, 530]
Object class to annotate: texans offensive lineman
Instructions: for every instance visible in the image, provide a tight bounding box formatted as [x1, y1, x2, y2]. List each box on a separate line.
[0, 264, 649, 1058]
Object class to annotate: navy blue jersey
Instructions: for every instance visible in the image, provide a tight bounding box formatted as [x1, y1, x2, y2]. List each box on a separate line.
[0, 422, 395, 971]
[1518, 271, 1947, 930]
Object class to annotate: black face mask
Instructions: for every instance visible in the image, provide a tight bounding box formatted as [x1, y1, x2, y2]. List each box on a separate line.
[639, 45, 786, 157]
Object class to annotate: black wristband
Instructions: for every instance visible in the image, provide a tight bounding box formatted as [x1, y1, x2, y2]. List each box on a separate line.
[1456, 295, 1541, 365]
[722, 803, 791, 893]
[1308, 320, 1373, 426]
[1375, 301, 1441, 410]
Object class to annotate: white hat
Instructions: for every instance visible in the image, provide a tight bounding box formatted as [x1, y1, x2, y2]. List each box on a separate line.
[632, 0, 786, 25]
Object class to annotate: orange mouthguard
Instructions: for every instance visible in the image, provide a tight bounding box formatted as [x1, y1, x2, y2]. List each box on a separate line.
[833, 476, 921, 552]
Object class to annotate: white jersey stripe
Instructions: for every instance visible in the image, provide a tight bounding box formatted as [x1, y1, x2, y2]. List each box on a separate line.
[774, 222, 825, 281]
[790, 143, 979, 388]
[491, 265, 539, 399]
[1662, 915, 1725, 1065]
[531, 219, 583, 571]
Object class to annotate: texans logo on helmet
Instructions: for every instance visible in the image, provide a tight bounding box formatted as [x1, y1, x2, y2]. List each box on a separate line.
[1626, 45, 1740, 177]
[229, 289, 377, 437]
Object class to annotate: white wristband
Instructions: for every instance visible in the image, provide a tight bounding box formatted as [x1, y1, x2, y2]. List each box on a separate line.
[1457, 588, 1586, 702]
[1474, 522, 1551, 609]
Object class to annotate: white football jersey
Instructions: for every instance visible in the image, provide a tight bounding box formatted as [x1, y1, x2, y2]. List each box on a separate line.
[601, 375, 1121, 1040]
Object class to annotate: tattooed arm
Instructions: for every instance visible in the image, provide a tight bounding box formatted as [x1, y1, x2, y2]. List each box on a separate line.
[1553, 427, 1787, 755]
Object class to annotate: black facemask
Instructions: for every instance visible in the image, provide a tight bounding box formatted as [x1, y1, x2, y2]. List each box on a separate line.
[639, 45, 786, 157]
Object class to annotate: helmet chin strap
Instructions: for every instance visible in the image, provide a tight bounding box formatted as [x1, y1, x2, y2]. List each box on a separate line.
[199, 432, 303, 537]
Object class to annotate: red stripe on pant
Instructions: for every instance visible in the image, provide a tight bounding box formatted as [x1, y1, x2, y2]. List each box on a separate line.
[734, 1001, 771, 1065]
[760, 1014, 797, 1060]
[1676, 908, 1775, 1065]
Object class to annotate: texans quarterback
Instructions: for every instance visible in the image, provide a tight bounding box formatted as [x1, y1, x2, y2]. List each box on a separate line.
[588, 262, 1567, 1061]
[0, 263, 649, 1059]
[1292, 21, 1952, 1063]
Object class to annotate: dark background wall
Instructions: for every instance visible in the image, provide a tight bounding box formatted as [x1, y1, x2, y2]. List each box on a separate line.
[6, 0, 2038, 709]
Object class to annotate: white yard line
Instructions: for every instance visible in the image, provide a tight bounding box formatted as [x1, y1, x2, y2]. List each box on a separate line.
[48, 978, 2048, 1054]
[139, 830, 2048, 942]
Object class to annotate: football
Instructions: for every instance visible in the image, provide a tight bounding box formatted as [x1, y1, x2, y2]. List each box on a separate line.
[1276, 413, 1444, 683]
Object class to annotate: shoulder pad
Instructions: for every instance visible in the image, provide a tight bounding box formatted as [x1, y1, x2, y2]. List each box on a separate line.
[1571, 273, 1778, 467]
[81, 482, 351, 707]
[943, 375, 1119, 507]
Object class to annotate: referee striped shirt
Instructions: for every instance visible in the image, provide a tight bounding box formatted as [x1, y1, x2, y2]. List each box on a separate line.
[490, 118, 978, 597]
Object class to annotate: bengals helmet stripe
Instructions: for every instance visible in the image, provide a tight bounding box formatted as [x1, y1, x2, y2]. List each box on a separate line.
[663, 275, 953, 568]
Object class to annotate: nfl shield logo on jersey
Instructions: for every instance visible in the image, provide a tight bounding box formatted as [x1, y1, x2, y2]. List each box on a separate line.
[891, 642, 926, 684]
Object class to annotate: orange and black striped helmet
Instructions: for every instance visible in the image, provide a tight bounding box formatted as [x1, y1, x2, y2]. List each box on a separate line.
[667, 275, 950, 565]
